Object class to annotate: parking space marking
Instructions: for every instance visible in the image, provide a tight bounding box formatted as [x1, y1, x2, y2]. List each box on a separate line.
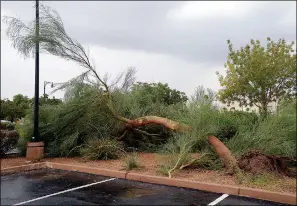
[14, 178, 116, 205]
[208, 194, 229, 205]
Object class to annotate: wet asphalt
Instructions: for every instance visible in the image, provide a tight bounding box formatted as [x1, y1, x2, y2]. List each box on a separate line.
[0, 169, 292, 205]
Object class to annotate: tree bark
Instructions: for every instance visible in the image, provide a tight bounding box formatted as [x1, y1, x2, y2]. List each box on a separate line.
[208, 135, 239, 174]
[114, 115, 191, 132]
[129, 116, 191, 132]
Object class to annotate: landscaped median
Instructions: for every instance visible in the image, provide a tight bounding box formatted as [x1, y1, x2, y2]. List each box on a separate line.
[1, 161, 296, 205]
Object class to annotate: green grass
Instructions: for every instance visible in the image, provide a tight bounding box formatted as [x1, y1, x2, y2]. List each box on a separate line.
[123, 152, 140, 171]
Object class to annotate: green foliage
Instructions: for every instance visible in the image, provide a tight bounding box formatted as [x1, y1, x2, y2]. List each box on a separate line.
[227, 100, 296, 158]
[3, 3, 295, 177]
[215, 110, 259, 141]
[0, 95, 31, 122]
[217, 38, 296, 117]
[80, 138, 124, 160]
[157, 133, 197, 177]
[193, 152, 223, 170]
[131, 82, 188, 107]
[15, 104, 59, 156]
[0, 94, 62, 122]
[123, 152, 140, 171]
[190, 85, 217, 106]
[245, 173, 277, 187]
[0, 121, 15, 130]
[39, 94, 62, 106]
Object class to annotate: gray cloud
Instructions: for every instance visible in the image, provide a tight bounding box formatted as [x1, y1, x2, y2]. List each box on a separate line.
[1, 1, 296, 99]
[2, 1, 296, 68]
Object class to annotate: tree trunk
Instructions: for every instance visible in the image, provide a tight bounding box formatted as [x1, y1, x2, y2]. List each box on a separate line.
[117, 115, 191, 132]
[208, 135, 239, 174]
[260, 99, 269, 118]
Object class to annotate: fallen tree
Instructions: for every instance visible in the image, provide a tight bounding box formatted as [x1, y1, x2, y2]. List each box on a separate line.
[208, 136, 240, 175]
[2, 3, 249, 177]
[3, 4, 191, 138]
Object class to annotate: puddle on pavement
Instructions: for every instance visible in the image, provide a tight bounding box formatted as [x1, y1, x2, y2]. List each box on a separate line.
[120, 187, 157, 198]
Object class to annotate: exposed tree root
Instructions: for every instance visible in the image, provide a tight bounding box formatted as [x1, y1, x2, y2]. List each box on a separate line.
[238, 151, 296, 177]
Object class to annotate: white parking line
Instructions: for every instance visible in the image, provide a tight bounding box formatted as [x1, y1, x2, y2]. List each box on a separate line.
[14, 178, 116, 205]
[208, 194, 229, 205]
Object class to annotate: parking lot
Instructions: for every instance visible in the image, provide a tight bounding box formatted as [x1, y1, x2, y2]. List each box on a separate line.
[1, 169, 291, 205]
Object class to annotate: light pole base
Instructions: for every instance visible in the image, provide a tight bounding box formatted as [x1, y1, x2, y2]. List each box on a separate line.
[26, 141, 44, 160]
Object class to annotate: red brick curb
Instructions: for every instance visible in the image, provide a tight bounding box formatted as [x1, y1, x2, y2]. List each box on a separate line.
[239, 187, 296, 205]
[46, 162, 127, 179]
[0, 162, 47, 175]
[126, 172, 239, 195]
[1, 162, 295, 205]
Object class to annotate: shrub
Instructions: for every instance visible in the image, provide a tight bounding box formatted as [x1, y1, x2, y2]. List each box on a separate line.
[157, 133, 197, 177]
[227, 100, 296, 158]
[80, 138, 124, 160]
[15, 118, 33, 156]
[16, 87, 123, 157]
[215, 110, 259, 141]
[123, 152, 140, 171]
[0, 130, 19, 156]
[0, 121, 15, 130]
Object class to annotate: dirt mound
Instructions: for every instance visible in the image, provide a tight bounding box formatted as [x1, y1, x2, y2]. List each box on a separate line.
[238, 151, 296, 177]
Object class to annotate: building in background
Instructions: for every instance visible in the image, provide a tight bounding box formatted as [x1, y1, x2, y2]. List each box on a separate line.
[217, 101, 278, 114]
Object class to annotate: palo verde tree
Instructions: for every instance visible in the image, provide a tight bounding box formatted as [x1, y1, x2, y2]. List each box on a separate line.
[3, 4, 190, 137]
[217, 38, 296, 117]
[4, 3, 242, 176]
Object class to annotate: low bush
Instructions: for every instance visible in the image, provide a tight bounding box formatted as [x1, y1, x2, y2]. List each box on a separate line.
[227, 100, 296, 158]
[157, 133, 198, 177]
[0, 121, 15, 130]
[215, 110, 259, 141]
[123, 152, 140, 171]
[80, 138, 124, 160]
[0, 130, 19, 156]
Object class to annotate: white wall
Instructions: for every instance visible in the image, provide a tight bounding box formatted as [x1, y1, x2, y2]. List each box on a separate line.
[217, 101, 278, 113]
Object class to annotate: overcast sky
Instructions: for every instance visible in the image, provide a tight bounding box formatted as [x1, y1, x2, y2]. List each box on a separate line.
[1, 1, 296, 100]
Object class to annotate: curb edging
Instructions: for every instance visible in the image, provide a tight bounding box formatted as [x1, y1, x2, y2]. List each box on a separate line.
[126, 172, 240, 195]
[239, 187, 296, 205]
[46, 162, 128, 179]
[1, 162, 296, 205]
[0, 162, 47, 175]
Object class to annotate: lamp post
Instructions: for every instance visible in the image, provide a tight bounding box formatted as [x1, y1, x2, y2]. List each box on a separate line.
[26, 0, 44, 161]
[32, 0, 40, 142]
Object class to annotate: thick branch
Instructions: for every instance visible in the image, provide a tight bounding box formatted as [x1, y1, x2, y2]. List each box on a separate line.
[133, 128, 162, 137]
[130, 116, 191, 132]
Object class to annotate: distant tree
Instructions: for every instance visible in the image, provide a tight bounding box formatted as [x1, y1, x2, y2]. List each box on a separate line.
[1, 99, 16, 121]
[191, 85, 216, 105]
[217, 38, 296, 117]
[38, 94, 62, 106]
[131, 82, 188, 106]
[0, 94, 62, 121]
[0, 95, 31, 121]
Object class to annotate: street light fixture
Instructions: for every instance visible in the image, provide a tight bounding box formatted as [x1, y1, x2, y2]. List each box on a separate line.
[32, 0, 40, 142]
[44, 81, 54, 98]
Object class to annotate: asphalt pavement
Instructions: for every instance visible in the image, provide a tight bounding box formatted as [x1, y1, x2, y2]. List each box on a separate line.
[0, 169, 292, 205]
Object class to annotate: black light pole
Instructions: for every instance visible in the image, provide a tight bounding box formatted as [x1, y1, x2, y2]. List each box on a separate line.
[32, 0, 40, 142]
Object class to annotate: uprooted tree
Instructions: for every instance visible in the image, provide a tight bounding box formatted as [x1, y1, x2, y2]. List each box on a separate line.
[3, 4, 239, 175]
